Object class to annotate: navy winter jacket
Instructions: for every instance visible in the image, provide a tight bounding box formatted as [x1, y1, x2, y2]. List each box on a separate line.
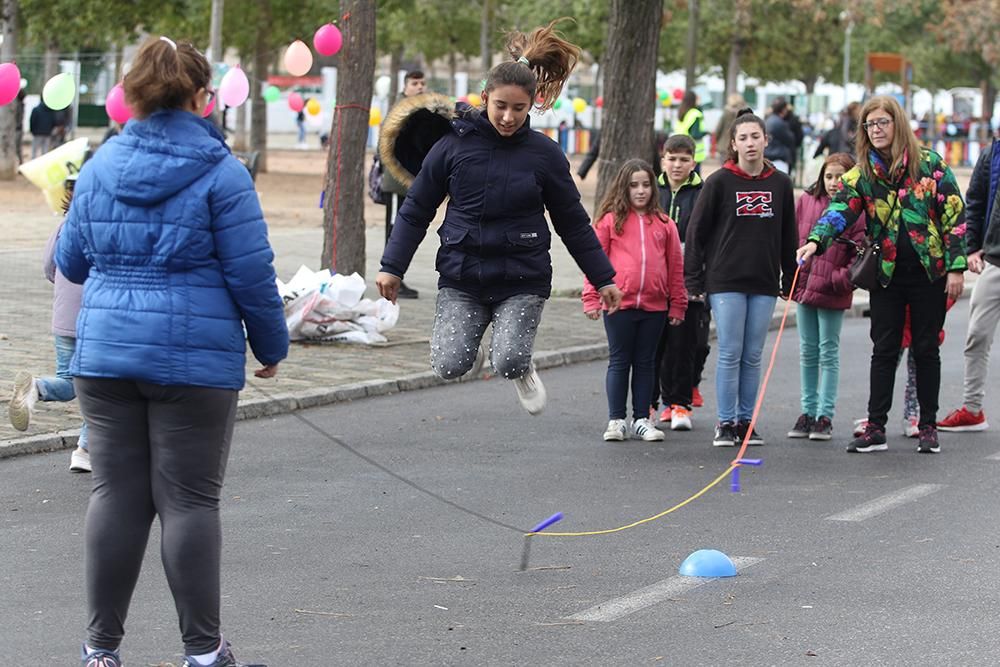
[380, 110, 615, 302]
[56, 109, 288, 390]
[965, 139, 1000, 267]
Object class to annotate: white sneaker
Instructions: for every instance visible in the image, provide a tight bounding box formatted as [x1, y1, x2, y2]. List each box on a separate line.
[69, 447, 92, 473]
[632, 417, 665, 441]
[670, 405, 693, 431]
[903, 417, 919, 438]
[9, 371, 38, 432]
[513, 365, 546, 415]
[603, 419, 628, 441]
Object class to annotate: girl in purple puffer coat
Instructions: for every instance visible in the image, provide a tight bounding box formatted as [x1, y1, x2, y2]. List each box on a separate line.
[789, 153, 865, 441]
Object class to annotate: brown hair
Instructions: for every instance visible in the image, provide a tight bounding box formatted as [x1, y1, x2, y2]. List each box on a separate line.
[596, 158, 666, 234]
[806, 152, 856, 197]
[124, 36, 211, 119]
[677, 90, 698, 120]
[855, 95, 923, 183]
[726, 108, 766, 162]
[486, 18, 580, 111]
[663, 133, 696, 156]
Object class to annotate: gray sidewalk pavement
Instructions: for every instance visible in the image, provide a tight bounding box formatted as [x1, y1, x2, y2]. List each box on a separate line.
[0, 155, 974, 460]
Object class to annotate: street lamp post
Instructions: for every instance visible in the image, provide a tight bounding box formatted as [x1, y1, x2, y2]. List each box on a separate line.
[840, 11, 854, 109]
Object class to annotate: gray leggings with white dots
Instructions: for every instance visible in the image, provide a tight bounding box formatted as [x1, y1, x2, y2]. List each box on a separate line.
[430, 287, 546, 380]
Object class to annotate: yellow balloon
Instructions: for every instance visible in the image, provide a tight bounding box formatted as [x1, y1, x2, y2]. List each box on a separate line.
[467, 93, 482, 107]
[306, 98, 321, 116]
[572, 97, 587, 114]
[18, 137, 90, 214]
[369, 107, 382, 127]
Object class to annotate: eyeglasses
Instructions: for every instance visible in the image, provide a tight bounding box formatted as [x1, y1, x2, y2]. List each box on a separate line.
[862, 118, 892, 131]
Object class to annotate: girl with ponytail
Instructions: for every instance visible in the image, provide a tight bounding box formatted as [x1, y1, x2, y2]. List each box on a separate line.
[377, 19, 622, 416]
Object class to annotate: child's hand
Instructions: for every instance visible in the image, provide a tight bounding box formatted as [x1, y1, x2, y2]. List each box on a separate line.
[585, 309, 601, 320]
[796, 241, 818, 265]
[254, 364, 279, 378]
[375, 271, 401, 304]
[598, 285, 623, 314]
[668, 317, 683, 326]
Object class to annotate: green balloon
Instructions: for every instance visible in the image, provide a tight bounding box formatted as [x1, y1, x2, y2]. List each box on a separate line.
[657, 89, 668, 102]
[263, 85, 281, 103]
[42, 73, 75, 110]
[554, 98, 563, 110]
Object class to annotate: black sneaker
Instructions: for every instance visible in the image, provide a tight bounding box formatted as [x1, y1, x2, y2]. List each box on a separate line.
[787, 413, 814, 438]
[737, 420, 765, 446]
[713, 421, 737, 447]
[917, 424, 940, 453]
[809, 416, 833, 441]
[847, 423, 887, 453]
[397, 281, 419, 299]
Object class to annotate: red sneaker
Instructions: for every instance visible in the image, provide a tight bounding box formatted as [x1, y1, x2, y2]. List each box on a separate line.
[937, 406, 988, 432]
[691, 387, 704, 408]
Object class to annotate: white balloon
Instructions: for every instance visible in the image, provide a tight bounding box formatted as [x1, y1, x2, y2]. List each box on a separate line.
[374, 75, 391, 98]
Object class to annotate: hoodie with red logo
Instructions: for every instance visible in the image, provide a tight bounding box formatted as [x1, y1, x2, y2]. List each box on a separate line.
[582, 210, 687, 321]
[684, 160, 798, 297]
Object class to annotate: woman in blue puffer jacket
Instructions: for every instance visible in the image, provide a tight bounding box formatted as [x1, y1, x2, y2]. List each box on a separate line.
[57, 36, 287, 667]
[376, 20, 623, 415]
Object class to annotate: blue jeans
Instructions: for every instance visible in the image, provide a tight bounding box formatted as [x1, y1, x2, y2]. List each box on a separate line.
[603, 309, 666, 420]
[708, 293, 776, 424]
[36, 335, 88, 449]
[796, 304, 845, 419]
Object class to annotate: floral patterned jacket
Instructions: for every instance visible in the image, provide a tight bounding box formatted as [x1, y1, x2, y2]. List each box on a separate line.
[807, 149, 967, 286]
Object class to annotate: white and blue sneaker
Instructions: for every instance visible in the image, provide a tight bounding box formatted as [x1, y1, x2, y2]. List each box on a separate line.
[632, 417, 665, 441]
[81, 644, 122, 667]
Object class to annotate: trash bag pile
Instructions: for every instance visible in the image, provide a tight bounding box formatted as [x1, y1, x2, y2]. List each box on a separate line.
[278, 266, 399, 344]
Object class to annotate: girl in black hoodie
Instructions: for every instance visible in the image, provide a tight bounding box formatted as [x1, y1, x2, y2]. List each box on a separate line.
[685, 109, 798, 447]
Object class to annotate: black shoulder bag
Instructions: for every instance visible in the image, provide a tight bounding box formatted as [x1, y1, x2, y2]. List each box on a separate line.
[835, 176, 904, 291]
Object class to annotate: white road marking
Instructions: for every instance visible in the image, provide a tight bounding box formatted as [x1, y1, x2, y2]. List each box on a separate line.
[825, 483, 944, 522]
[566, 556, 763, 623]
[985, 451, 1000, 461]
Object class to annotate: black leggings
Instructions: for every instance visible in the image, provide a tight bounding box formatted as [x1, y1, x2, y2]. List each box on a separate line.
[75, 378, 239, 655]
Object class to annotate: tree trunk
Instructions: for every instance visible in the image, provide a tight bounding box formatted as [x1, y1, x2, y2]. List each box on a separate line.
[0, 0, 18, 180]
[595, 0, 663, 208]
[249, 0, 271, 174]
[724, 0, 750, 102]
[44, 39, 59, 80]
[448, 50, 457, 97]
[684, 0, 698, 91]
[321, 0, 375, 275]
[208, 0, 225, 128]
[233, 97, 248, 151]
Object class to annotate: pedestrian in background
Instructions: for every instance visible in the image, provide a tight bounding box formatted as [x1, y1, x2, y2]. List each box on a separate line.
[672, 90, 706, 172]
[799, 95, 967, 455]
[583, 158, 687, 443]
[29, 99, 56, 158]
[57, 36, 287, 667]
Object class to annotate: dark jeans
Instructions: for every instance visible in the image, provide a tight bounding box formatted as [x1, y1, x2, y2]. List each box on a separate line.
[867, 265, 947, 428]
[75, 378, 239, 655]
[654, 300, 708, 409]
[604, 309, 667, 420]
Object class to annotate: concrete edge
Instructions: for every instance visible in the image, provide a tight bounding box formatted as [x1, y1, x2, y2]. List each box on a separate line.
[0, 297, 907, 461]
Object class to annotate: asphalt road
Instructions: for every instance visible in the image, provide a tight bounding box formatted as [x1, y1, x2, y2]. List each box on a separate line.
[3, 297, 999, 666]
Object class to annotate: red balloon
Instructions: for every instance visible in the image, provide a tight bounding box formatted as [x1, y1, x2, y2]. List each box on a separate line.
[288, 92, 305, 112]
[595, 96, 604, 109]
[672, 88, 684, 101]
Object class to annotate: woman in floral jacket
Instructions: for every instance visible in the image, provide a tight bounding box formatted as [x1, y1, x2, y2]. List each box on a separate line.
[797, 96, 966, 455]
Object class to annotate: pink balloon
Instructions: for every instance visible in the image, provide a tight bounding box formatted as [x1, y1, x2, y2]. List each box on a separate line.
[202, 94, 216, 118]
[284, 40, 313, 77]
[288, 92, 305, 112]
[313, 23, 343, 57]
[0, 62, 21, 106]
[104, 83, 132, 124]
[219, 65, 249, 107]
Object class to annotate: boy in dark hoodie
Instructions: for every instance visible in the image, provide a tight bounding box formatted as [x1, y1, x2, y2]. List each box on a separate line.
[652, 134, 707, 430]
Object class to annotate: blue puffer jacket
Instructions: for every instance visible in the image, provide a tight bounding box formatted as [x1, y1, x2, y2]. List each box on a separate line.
[56, 110, 288, 390]
[380, 110, 615, 302]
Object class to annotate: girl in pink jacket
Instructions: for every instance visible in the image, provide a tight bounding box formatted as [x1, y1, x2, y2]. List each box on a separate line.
[584, 159, 687, 442]
[789, 152, 864, 441]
